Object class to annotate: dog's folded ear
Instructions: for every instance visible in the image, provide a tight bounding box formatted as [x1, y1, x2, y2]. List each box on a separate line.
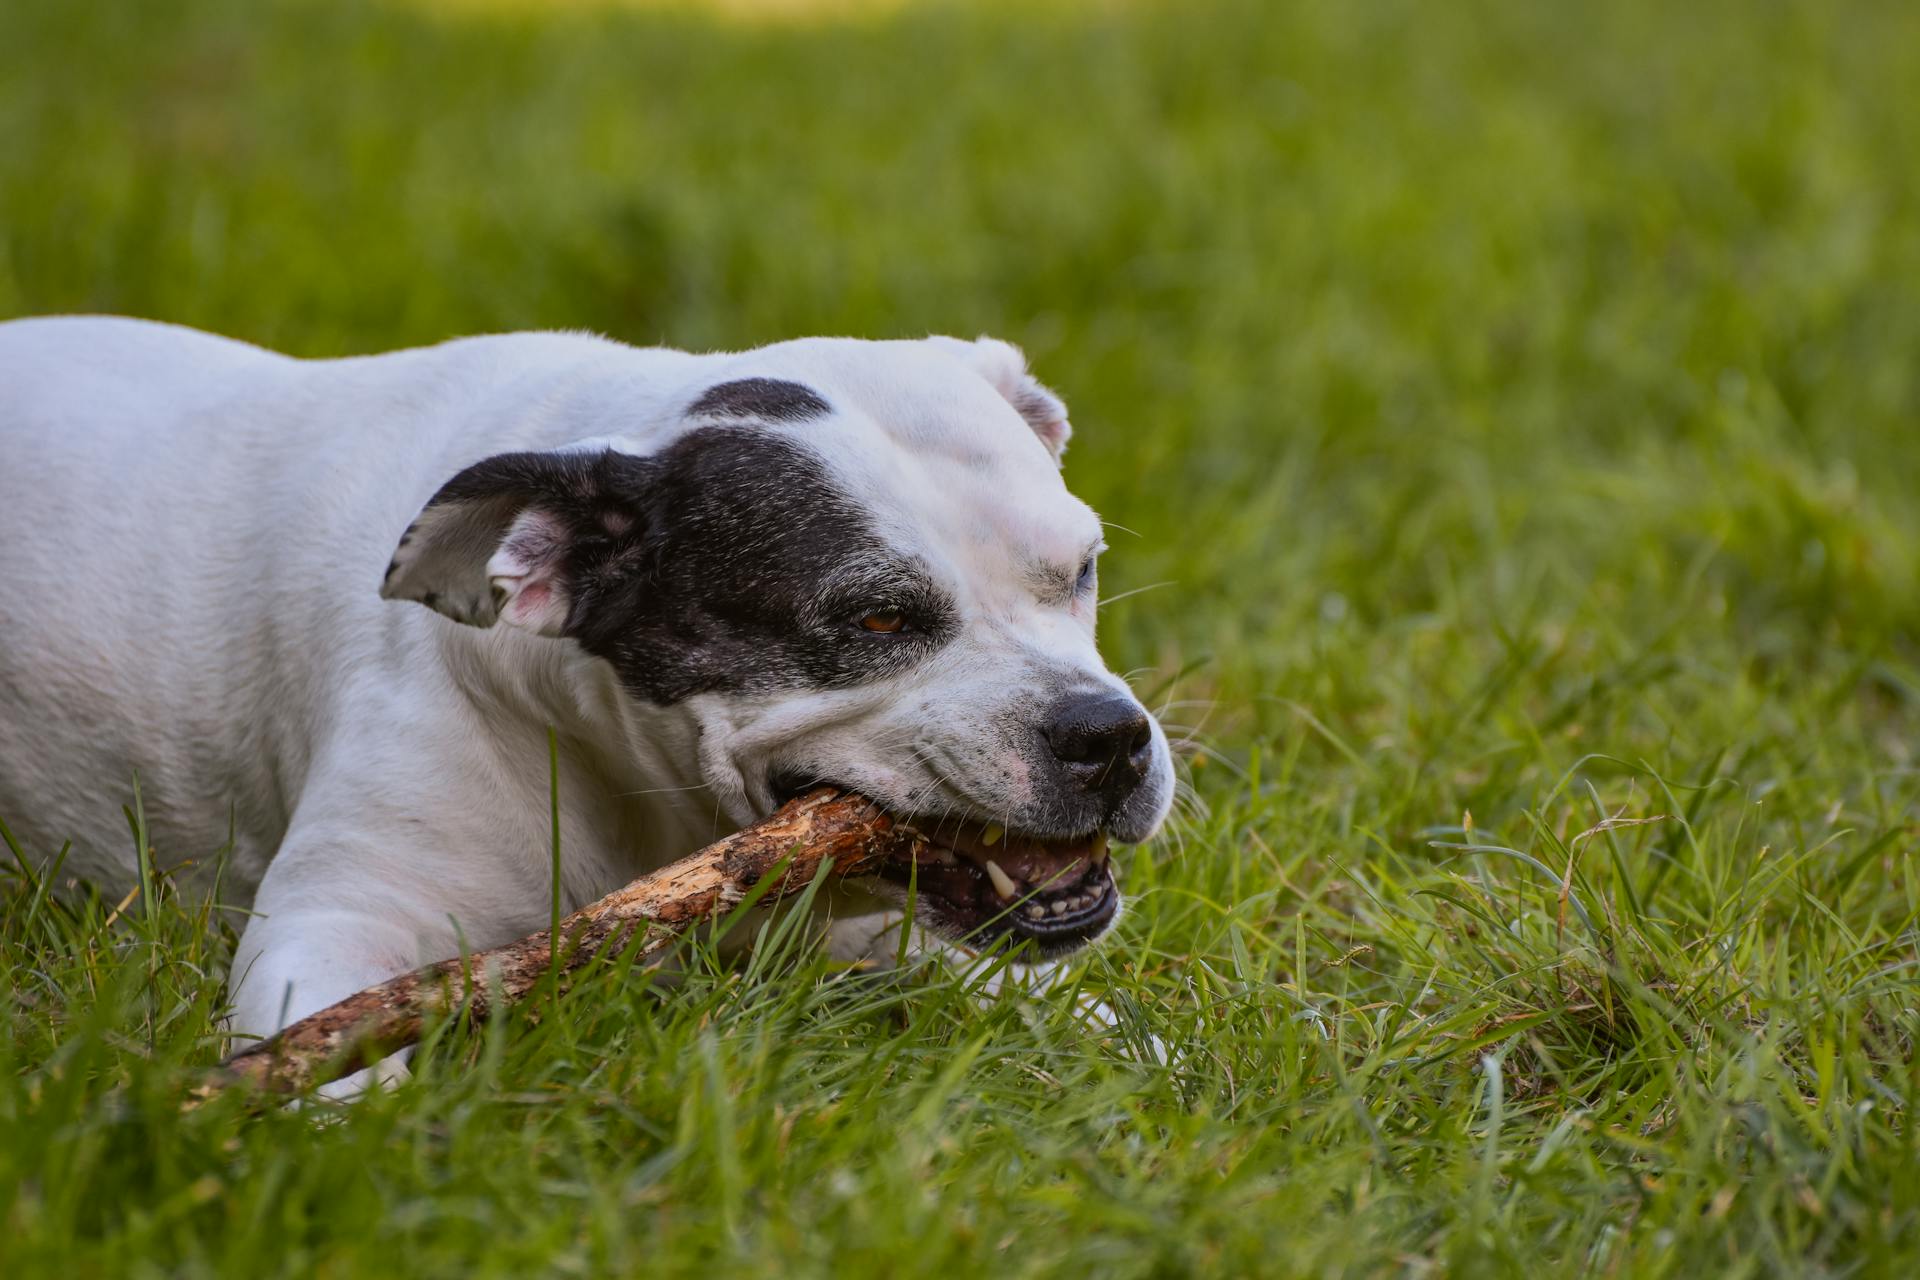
[381, 447, 647, 634]
[926, 335, 1072, 464]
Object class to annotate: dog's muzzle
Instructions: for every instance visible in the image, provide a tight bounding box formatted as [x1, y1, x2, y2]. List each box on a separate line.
[767, 772, 1123, 956]
[878, 817, 1118, 953]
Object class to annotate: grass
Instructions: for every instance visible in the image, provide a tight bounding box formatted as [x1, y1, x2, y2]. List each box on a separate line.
[4, 0, 1919, 1274]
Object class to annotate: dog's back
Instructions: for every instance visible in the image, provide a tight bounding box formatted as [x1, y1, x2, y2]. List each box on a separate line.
[0, 318, 525, 893]
[0, 318, 308, 891]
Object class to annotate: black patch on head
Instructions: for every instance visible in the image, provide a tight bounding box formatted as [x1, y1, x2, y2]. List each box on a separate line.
[566, 429, 955, 703]
[687, 378, 832, 423]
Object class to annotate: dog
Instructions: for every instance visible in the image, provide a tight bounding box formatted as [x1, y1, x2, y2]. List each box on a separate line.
[0, 316, 1174, 1082]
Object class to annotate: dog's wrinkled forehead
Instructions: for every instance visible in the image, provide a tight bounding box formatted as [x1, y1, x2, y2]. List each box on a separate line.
[692, 338, 1101, 598]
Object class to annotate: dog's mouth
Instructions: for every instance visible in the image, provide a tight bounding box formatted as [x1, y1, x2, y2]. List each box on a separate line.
[769, 773, 1119, 955]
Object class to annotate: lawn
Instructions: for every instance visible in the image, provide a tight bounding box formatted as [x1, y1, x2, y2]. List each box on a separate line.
[4, 0, 1920, 1274]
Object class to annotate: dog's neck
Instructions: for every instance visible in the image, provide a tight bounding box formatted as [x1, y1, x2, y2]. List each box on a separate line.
[432, 622, 725, 882]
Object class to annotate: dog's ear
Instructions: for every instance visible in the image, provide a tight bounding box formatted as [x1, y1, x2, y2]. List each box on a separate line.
[381, 447, 645, 634]
[927, 335, 1072, 464]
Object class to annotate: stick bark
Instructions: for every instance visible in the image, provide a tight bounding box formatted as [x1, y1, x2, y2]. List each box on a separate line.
[202, 789, 910, 1099]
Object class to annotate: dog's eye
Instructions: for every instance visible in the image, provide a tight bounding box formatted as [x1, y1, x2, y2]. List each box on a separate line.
[1075, 555, 1098, 593]
[857, 607, 908, 634]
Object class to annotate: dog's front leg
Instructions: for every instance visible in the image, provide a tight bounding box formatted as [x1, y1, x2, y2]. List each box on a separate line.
[226, 827, 488, 1099]
[228, 910, 434, 1098]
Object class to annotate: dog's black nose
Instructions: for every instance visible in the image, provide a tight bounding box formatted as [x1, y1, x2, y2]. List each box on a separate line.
[1045, 691, 1154, 803]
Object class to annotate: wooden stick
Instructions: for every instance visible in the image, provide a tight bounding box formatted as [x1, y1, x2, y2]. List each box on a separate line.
[201, 789, 911, 1099]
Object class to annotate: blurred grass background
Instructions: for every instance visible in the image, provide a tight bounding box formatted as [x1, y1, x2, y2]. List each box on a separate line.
[3, 0, 1919, 1275]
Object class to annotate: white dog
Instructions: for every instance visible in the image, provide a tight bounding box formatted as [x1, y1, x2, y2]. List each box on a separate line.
[0, 316, 1173, 1074]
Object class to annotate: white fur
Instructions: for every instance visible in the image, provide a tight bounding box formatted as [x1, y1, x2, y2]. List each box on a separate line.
[0, 317, 1172, 1091]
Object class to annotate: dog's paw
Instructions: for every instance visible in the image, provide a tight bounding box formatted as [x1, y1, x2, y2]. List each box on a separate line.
[823, 911, 916, 967]
[307, 1050, 415, 1105]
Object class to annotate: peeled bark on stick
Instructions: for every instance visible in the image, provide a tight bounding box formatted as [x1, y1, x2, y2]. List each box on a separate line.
[204, 789, 909, 1099]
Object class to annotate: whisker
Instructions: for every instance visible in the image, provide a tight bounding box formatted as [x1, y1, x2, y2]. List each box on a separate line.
[1098, 581, 1176, 607]
[1173, 740, 1247, 780]
[612, 781, 713, 799]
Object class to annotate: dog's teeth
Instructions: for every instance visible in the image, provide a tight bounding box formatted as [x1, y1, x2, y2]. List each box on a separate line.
[1051, 899, 1070, 916]
[984, 859, 1018, 900]
[1090, 834, 1110, 866]
[981, 824, 1004, 847]
[1025, 903, 1046, 919]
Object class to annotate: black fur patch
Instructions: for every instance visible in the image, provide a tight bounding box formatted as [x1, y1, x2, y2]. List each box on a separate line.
[569, 430, 954, 703]
[687, 378, 831, 423]
[407, 430, 955, 704]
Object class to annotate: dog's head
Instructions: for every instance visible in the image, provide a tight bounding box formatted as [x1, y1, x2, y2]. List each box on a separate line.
[383, 335, 1174, 957]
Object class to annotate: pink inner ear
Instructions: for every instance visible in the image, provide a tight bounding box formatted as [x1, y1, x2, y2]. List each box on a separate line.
[499, 577, 559, 629]
[1032, 410, 1070, 453]
[487, 509, 571, 635]
[1012, 385, 1072, 460]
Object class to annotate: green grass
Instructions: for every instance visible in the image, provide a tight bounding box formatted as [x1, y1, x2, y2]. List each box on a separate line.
[5, 0, 1920, 1274]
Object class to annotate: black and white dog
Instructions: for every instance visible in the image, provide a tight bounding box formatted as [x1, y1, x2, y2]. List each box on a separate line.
[0, 317, 1173, 1078]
